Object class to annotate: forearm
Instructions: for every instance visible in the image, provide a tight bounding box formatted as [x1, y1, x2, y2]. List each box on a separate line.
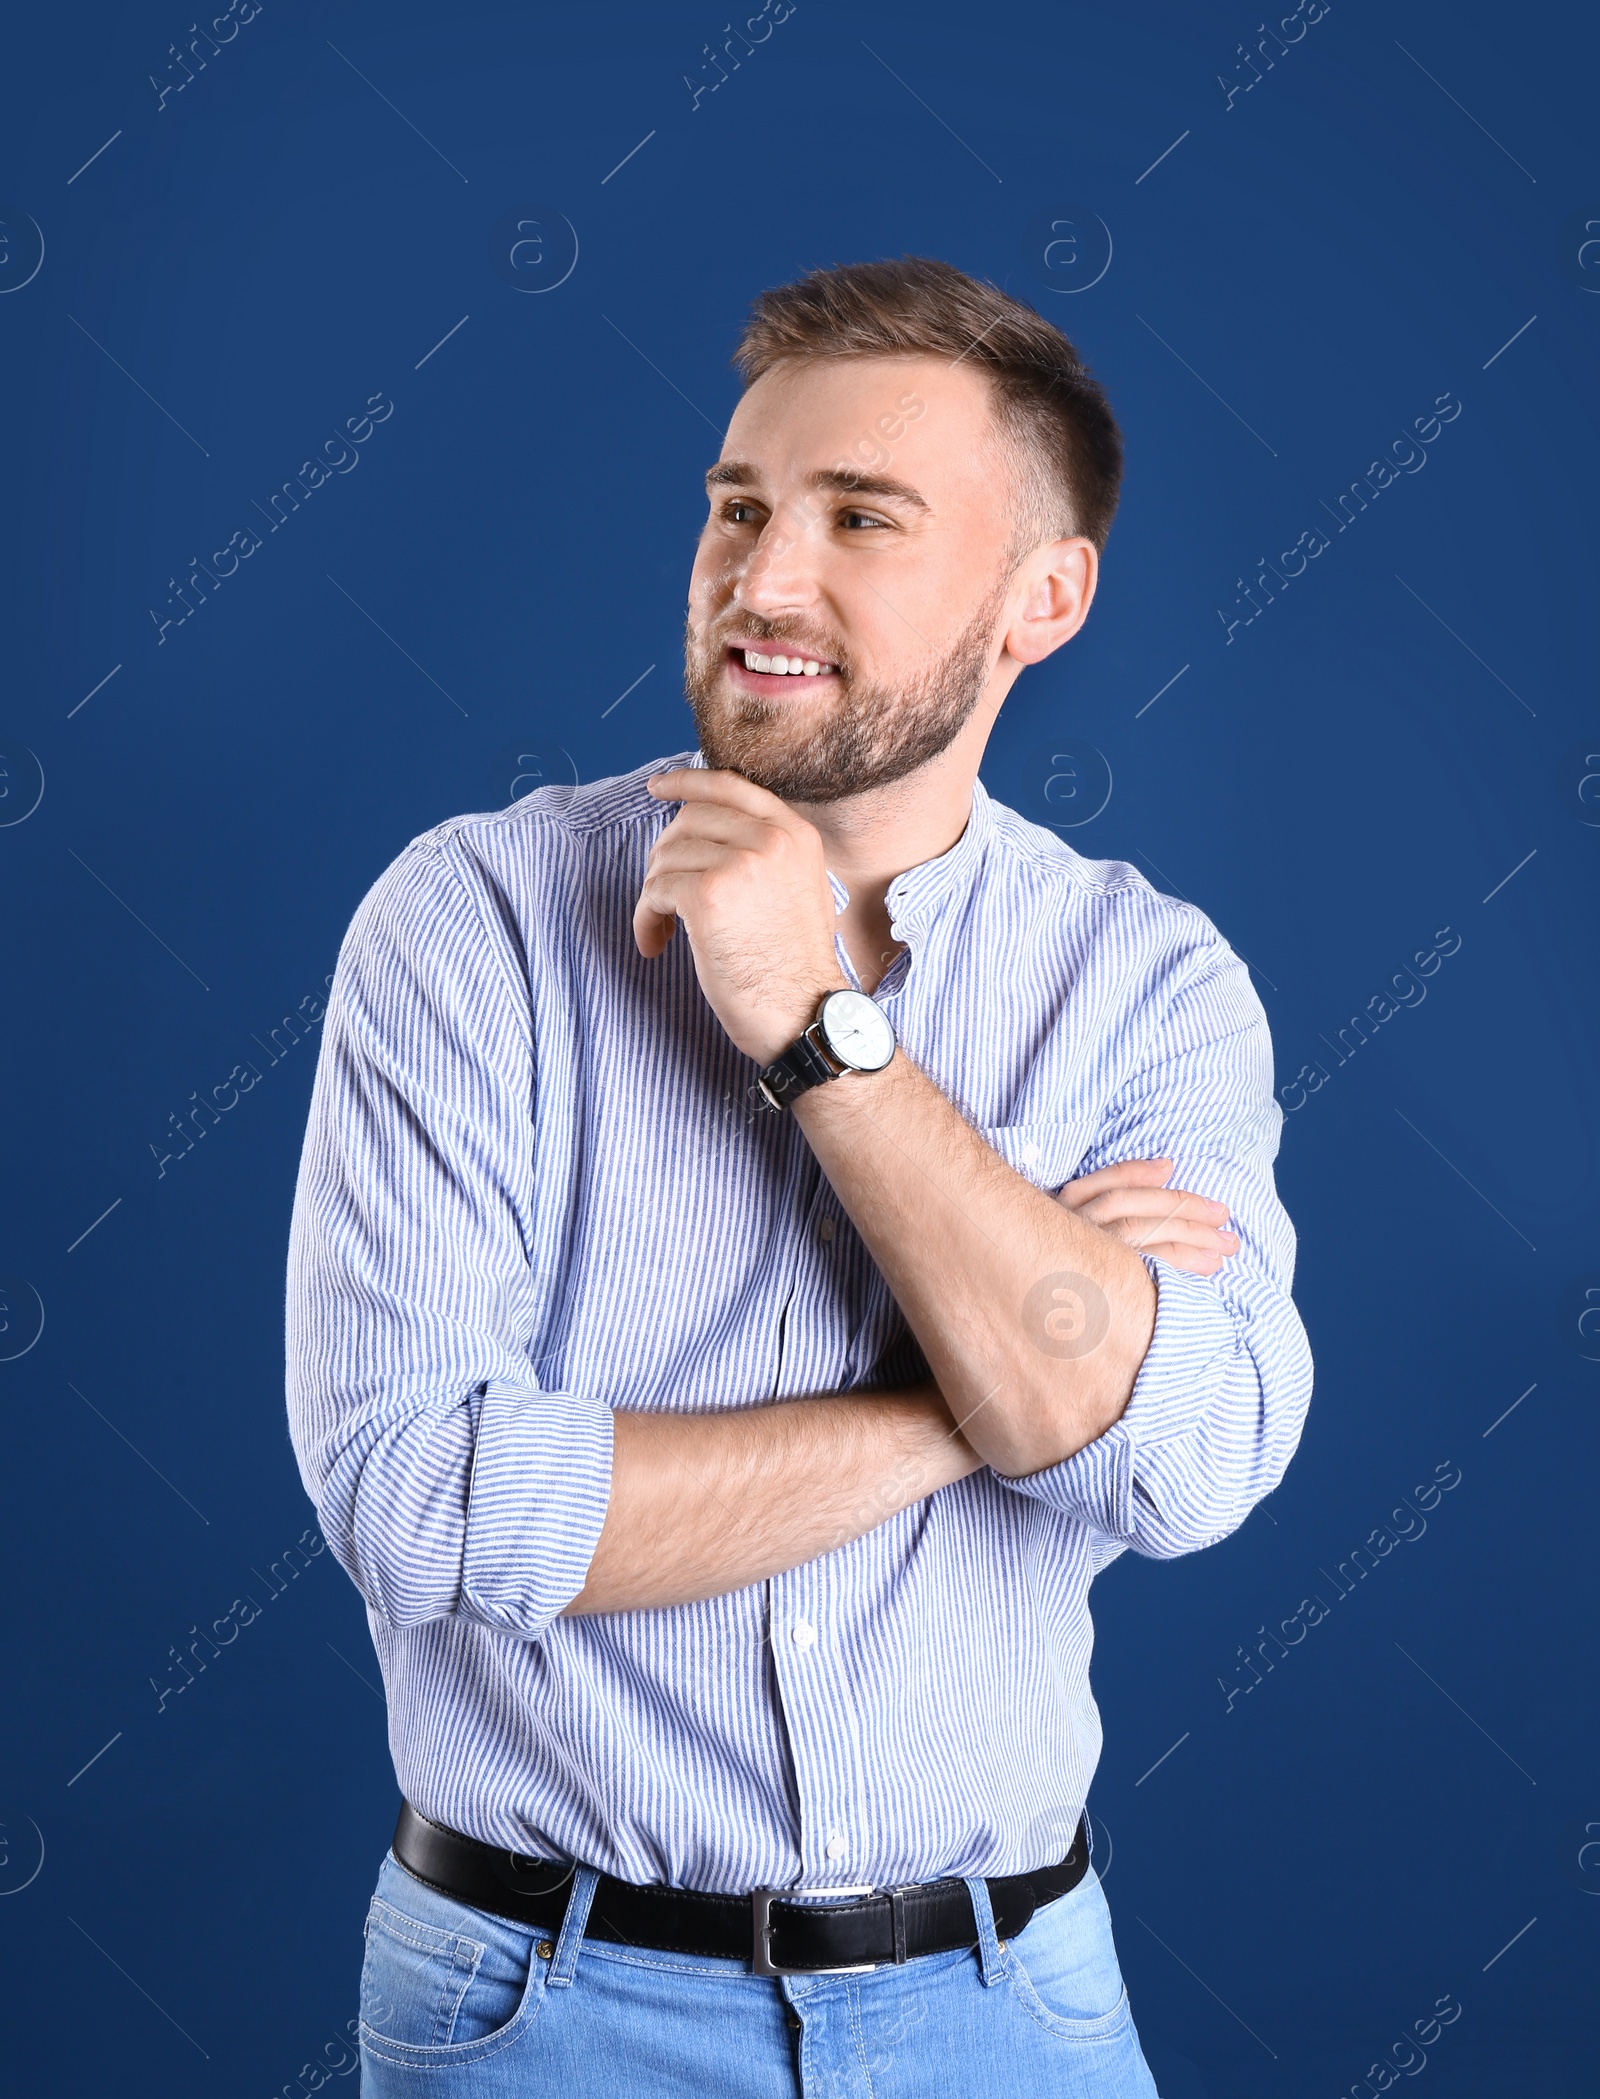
[562, 1384, 979, 1616]
[793, 1056, 1156, 1476]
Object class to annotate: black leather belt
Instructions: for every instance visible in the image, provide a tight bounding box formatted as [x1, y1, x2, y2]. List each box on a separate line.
[392, 1800, 1090, 1976]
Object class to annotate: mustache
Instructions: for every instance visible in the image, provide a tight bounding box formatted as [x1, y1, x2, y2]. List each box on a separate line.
[697, 614, 849, 672]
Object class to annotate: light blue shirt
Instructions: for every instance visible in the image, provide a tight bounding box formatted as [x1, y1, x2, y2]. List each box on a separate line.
[285, 749, 1313, 1892]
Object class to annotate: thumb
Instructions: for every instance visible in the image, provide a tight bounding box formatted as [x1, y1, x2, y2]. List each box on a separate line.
[633, 900, 678, 958]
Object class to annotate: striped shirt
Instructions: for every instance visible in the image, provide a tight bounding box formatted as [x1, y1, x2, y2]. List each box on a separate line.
[285, 748, 1313, 1893]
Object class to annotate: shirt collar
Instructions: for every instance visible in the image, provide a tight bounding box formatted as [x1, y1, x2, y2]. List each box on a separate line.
[881, 777, 994, 936]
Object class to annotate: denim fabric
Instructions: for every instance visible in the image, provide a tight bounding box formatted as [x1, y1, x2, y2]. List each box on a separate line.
[358, 1849, 1161, 2095]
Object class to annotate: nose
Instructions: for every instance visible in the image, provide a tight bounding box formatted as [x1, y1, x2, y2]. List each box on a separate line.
[739, 496, 824, 620]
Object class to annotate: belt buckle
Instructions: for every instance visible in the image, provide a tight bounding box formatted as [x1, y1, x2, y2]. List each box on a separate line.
[751, 1883, 877, 1977]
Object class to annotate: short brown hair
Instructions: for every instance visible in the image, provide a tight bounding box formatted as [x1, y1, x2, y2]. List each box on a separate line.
[732, 255, 1123, 555]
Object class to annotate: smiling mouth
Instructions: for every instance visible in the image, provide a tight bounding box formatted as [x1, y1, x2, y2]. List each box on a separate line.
[725, 644, 840, 687]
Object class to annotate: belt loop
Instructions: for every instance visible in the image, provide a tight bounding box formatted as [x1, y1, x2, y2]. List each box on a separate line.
[547, 1865, 599, 1989]
[888, 1887, 909, 1966]
[961, 1875, 1008, 1988]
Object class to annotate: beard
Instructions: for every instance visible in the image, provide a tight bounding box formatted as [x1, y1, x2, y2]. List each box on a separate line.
[682, 575, 1008, 804]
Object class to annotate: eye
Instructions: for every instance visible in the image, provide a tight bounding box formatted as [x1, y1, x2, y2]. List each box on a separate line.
[840, 509, 888, 531]
[721, 499, 762, 526]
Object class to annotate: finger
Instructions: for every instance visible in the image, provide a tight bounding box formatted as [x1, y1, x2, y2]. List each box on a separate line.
[651, 803, 780, 855]
[643, 836, 754, 879]
[632, 897, 678, 958]
[1139, 1239, 1235, 1277]
[634, 860, 717, 930]
[648, 768, 803, 831]
[1071, 1186, 1230, 1229]
[1056, 1157, 1175, 1206]
[1111, 1220, 1240, 1256]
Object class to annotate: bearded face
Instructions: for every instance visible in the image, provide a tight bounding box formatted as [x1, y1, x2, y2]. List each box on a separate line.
[683, 566, 1009, 804]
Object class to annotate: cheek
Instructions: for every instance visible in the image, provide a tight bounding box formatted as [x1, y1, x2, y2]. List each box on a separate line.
[689, 542, 739, 611]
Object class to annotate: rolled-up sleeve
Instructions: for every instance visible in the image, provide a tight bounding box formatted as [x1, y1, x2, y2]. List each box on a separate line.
[999, 946, 1314, 1557]
[285, 834, 613, 1638]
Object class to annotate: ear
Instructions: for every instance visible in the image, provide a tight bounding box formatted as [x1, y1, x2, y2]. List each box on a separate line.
[1002, 537, 1098, 666]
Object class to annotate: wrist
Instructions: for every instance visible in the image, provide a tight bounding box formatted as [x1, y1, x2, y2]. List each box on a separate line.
[751, 974, 851, 1068]
[758, 982, 897, 1112]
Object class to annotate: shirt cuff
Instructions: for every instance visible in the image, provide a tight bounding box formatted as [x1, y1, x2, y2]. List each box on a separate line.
[998, 1258, 1237, 1533]
[459, 1381, 615, 1635]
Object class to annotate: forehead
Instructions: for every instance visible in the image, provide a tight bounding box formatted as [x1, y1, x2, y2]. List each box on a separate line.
[720, 353, 1004, 509]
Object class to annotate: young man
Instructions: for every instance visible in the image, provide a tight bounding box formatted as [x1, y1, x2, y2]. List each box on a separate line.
[287, 257, 1312, 2095]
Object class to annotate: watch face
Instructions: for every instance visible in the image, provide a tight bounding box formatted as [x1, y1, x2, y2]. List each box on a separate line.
[818, 989, 895, 1073]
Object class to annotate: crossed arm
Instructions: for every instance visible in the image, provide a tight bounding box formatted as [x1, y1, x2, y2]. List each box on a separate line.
[565, 1145, 1235, 1615]
[566, 767, 1248, 1616]
[289, 793, 1299, 1636]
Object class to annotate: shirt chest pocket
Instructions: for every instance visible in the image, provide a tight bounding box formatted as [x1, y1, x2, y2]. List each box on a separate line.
[979, 1119, 1094, 1196]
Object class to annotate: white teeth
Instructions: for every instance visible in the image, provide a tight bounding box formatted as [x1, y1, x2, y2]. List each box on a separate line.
[741, 647, 834, 676]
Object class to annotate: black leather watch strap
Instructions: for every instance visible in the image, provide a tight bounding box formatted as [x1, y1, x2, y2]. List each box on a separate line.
[757, 1025, 841, 1112]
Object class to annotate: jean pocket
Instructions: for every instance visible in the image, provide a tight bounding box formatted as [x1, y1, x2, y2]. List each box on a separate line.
[360, 1865, 547, 2068]
[1004, 1870, 1136, 2042]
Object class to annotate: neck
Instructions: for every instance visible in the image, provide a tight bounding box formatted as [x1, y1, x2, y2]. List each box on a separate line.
[786, 726, 985, 994]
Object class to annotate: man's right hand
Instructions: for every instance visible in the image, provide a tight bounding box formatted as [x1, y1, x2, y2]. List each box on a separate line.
[1055, 1157, 1240, 1277]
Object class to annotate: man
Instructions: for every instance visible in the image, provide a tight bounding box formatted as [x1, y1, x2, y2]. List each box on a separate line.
[286, 256, 1312, 2095]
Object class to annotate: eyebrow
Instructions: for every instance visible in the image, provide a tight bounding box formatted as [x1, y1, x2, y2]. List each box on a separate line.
[704, 461, 931, 513]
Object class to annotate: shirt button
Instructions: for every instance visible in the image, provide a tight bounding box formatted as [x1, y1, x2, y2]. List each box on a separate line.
[791, 1620, 817, 1649]
[1020, 1140, 1041, 1166]
[817, 1217, 835, 1243]
[825, 1834, 847, 1861]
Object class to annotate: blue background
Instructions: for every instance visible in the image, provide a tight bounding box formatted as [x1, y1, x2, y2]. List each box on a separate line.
[2, 1, 1596, 2091]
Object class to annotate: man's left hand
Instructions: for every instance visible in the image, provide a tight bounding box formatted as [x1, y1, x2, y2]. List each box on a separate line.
[1056, 1157, 1239, 1276]
[635, 769, 848, 1065]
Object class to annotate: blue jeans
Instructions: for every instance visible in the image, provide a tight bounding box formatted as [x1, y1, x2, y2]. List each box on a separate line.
[357, 1848, 1161, 2095]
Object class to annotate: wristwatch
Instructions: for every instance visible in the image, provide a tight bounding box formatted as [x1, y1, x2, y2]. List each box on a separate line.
[757, 989, 897, 1112]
